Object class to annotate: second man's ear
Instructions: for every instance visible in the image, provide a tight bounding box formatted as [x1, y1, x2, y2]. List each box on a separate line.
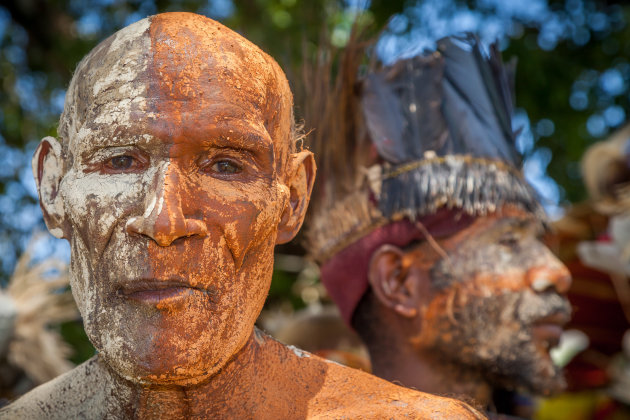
[276, 150, 316, 244]
[32, 136, 68, 239]
[368, 244, 421, 318]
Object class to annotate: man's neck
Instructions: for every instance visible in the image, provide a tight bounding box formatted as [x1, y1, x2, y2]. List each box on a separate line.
[369, 342, 492, 411]
[101, 329, 269, 418]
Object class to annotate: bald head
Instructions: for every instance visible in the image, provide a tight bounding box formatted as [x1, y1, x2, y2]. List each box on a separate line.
[59, 12, 294, 172]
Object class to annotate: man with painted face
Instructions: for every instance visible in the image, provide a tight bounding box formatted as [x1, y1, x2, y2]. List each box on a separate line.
[0, 13, 483, 419]
[306, 35, 572, 413]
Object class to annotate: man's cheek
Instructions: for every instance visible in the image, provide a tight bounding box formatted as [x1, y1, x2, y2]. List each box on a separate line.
[62, 173, 144, 243]
[203, 184, 280, 267]
[217, 204, 275, 269]
[69, 242, 91, 311]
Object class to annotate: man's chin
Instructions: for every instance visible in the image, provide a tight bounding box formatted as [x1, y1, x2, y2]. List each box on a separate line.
[486, 355, 567, 396]
[99, 348, 221, 386]
[524, 362, 567, 396]
[89, 320, 219, 386]
[91, 319, 248, 387]
[523, 341, 567, 396]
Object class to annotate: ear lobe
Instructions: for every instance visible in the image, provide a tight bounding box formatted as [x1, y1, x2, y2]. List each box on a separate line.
[32, 137, 67, 239]
[368, 244, 419, 318]
[276, 150, 316, 244]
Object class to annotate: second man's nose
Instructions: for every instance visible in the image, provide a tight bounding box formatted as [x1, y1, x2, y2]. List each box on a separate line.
[526, 258, 572, 295]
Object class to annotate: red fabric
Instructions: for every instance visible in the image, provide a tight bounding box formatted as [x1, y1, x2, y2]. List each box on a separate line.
[321, 209, 475, 325]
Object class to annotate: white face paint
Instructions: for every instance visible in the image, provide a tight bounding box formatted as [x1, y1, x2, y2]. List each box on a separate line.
[58, 21, 157, 367]
[62, 158, 168, 379]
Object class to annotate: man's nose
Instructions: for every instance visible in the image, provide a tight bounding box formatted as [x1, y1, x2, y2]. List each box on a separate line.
[525, 253, 572, 295]
[126, 166, 208, 246]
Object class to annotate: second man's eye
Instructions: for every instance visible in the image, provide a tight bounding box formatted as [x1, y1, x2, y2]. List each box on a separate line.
[498, 234, 520, 250]
[109, 156, 135, 170]
[212, 160, 241, 174]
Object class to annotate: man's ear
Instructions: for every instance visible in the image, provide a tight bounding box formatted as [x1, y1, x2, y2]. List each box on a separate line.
[368, 244, 422, 318]
[32, 136, 67, 239]
[276, 150, 316, 244]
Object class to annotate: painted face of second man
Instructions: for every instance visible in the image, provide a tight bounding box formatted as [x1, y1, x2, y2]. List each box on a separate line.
[41, 14, 297, 385]
[410, 208, 572, 395]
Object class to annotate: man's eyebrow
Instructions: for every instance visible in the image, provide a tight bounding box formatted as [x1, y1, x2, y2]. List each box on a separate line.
[76, 137, 148, 160]
[201, 125, 274, 153]
[503, 216, 545, 236]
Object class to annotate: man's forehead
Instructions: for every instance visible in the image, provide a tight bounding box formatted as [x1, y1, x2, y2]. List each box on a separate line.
[148, 13, 277, 102]
[438, 209, 541, 246]
[478, 211, 544, 239]
[86, 14, 275, 104]
[62, 13, 291, 154]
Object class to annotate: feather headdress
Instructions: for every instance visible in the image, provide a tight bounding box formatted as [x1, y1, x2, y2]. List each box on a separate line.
[306, 34, 544, 264]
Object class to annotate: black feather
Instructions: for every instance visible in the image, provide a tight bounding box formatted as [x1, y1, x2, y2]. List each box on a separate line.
[360, 34, 521, 165]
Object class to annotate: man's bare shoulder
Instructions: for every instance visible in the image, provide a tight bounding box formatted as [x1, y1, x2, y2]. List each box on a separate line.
[310, 358, 484, 419]
[323, 360, 484, 418]
[0, 357, 107, 420]
[265, 335, 484, 419]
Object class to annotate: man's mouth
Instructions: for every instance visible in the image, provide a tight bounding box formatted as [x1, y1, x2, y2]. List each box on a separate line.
[117, 279, 203, 306]
[532, 312, 571, 352]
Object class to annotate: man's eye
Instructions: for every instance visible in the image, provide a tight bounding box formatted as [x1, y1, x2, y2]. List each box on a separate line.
[211, 160, 241, 174]
[498, 235, 519, 249]
[107, 156, 135, 170]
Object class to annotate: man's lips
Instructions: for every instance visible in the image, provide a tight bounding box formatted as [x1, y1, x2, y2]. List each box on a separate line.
[532, 312, 571, 351]
[117, 279, 204, 305]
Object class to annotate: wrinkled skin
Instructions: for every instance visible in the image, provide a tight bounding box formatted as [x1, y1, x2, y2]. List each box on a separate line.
[367, 207, 572, 408]
[1, 12, 485, 419]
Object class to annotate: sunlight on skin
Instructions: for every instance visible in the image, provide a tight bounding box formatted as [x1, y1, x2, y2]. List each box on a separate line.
[1, 12, 483, 419]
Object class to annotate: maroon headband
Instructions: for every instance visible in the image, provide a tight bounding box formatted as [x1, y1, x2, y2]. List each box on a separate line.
[320, 208, 475, 325]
